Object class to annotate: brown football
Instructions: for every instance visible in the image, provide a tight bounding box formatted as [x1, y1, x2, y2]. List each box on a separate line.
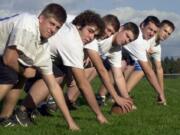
[111, 103, 129, 115]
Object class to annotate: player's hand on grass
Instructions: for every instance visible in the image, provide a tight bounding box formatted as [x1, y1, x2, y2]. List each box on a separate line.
[97, 114, 108, 124]
[157, 94, 167, 106]
[69, 123, 80, 131]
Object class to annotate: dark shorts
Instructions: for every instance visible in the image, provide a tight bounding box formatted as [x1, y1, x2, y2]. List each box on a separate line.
[24, 62, 68, 92]
[0, 56, 19, 84]
[134, 61, 142, 71]
[122, 48, 135, 66]
[102, 58, 111, 71]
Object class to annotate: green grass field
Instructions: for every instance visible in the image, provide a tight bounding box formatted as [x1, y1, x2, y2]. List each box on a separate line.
[0, 77, 180, 135]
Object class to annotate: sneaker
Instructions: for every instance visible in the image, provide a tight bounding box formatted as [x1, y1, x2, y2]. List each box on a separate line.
[65, 96, 78, 111]
[0, 116, 17, 127]
[96, 95, 106, 107]
[132, 104, 137, 110]
[46, 97, 57, 113]
[37, 104, 54, 116]
[15, 108, 32, 127]
[68, 102, 78, 111]
[29, 109, 41, 120]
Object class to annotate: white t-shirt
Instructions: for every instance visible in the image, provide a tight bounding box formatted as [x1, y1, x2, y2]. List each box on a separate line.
[85, 35, 122, 67]
[0, 13, 52, 75]
[66, 14, 75, 23]
[147, 36, 161, 61]
[49, 23, 84, 69]
[84, 39, 99, 52]
[124, 28, 149, 62]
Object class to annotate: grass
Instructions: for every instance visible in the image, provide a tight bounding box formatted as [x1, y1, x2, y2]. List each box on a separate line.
[0, 77, 180, 135]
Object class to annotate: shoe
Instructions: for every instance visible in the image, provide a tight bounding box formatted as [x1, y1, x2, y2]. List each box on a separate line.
[29, 109, 41, 120]
[68, 102, 78, 111]
[65, 95, 78, 111]
[132, 104, 137, 110]
[96, 95, 106, 107]
[15, 108, 32, 127]
[46, 97, 57, 113]
[0, 116, 17, 127]
[37, 104, 53, 116]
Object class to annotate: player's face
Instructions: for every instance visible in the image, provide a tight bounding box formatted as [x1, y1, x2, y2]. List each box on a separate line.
[142, 21, 159, 40]
[103, 23, 116, 39]
[39, 15, 63, 39]
[158, 24, 174, 41]
[78, 25, 99, 45]
[114, 29, 134, 46]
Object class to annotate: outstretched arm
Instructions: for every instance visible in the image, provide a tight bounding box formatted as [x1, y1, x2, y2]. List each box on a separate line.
[42, 74, 79, 130]
[139, 60, 166, 104]
[111, 66, 130, 98]
[154, 61, 164, 90]
[86, 49, 133, 112]
[71, 66, 107, 124]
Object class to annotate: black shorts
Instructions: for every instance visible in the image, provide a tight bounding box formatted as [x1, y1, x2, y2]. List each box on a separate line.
[102, 58, 111, 71]
[24, 62, 68, 92]
[122, 47, 135, 66]
[0, 56, 18, 84]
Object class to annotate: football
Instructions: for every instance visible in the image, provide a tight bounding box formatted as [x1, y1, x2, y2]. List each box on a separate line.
[111, 103, 129, 115]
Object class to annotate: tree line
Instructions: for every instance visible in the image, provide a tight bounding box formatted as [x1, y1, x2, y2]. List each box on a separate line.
[162, 57, 180, 73]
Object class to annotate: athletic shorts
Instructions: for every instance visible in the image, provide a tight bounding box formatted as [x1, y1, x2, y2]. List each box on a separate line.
[134, 61, 142, 71]
[102, 58, 111, 71]
[0, 56, 19, 84]
[24, 62, 68, 92]
[122, 48, 135, 66]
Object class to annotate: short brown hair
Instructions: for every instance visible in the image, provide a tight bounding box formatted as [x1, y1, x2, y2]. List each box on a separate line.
[103, 14, 120, 32]
[123, 22, 139, 40]
[39, 3, 67, 23]
[72, 10, 105, 38]
[141, 16, 160, 28]
[160, 20, 175, 31]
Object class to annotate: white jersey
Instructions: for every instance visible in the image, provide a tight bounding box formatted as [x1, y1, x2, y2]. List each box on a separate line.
[0, 13, 52, 75]
[49, 23, 84, 69]
[84, 39, 99, 52]
[147, 36, 161, 61]
[85, 35, 122, 67]
[66, 14, 76, 23]
[124, 28, 149, 61]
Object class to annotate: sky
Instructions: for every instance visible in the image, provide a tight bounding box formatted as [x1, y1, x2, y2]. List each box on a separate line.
[0, 0, 179, 58]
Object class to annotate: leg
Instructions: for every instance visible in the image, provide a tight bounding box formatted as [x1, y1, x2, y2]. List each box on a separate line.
[23, 77, 64, 110]
[0, 77, 26, 118]
[0, 89, 21, 118]
[126, 61, 144, 93]
[85, 67, 97, 82]
[98, 70, 114, 97]
[0, 85, 14, 100]
[123, 65, 135, 80]
[67, 67, 97, 103]
[66, 80, 80, 103]
[126, 71, 144, 93]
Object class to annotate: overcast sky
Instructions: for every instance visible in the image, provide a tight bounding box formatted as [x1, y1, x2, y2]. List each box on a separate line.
[0, 0, 179, 58]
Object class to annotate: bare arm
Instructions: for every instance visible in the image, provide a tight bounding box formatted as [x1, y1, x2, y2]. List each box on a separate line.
[86, 49, 133, 111]
[154, 61, 164, 90]
[3, 47, 20, 72]
[3, 47, 36, 78]
[42, 74, 79, 130]
[111, 66, 130, 98]
[139, 60, 166, 103]
[86, 49, 119, 100]
[71, 66, 107, 124]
